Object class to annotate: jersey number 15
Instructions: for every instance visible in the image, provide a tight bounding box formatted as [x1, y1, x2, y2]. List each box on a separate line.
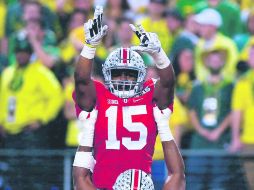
[106, 105, 148, 150]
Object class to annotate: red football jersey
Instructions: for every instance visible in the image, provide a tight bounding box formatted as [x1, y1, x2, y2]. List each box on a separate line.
[73, 79, 173, 189]
[92, 79, 157, 189]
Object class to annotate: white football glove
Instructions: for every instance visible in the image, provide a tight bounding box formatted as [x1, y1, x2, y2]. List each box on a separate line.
[81, 6, 108, 59]
[129, 24, 171, 69]
[129, 24, 161, 54]
[84, 6, 108, 47]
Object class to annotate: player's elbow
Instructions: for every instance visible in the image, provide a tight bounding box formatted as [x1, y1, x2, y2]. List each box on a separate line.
[177, 172, 186, 190]
[175, 171, 186, 182]
[171, 158, 186, 187]
[172, 165, 185, 181]
[169, 172, 186, 190]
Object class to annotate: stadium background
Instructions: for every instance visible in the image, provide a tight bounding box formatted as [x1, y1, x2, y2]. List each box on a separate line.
[0, 0, 254, 189]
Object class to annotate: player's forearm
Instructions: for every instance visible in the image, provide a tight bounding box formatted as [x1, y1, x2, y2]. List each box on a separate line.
[73, 146, 96, 190]
[74, 56, 96, 110]
[73, 167, 96, 190]
[75, 56, 93, 85]
[154, 56, 175, 108]
[162, 141, 185, 190]
[157, 64, 175, 88]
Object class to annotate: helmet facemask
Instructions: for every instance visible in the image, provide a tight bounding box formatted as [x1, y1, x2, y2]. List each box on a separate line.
[102, 48, 146, 98]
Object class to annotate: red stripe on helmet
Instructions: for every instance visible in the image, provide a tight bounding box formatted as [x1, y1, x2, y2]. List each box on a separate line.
[122, 48, 128, 64]
[132, 169, 141, 190]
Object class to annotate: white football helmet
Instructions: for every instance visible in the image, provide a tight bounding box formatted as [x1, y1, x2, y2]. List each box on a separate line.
[102, 47, 146, 98]
[113, 169, 155, 190]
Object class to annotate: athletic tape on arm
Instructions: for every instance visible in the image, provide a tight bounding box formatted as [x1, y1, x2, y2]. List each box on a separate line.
[153, 106, 174, 141]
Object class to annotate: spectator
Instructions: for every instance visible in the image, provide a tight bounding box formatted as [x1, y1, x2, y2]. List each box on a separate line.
[174, 48, 195, 106]
[115, 17, 134, 48]
[9, 18, 60, 68]
[105, 0, 130, 21]
[189, 48, 233, 149]
[170, 13, 199, 61]
[103, 0, 131, 50]
[229, 44, 254, 190]
[0, 35, 63, 189]
[58, 9, 88, 83]
[172, 48, 196, 149]
[186, 48, 237, 189]
[194, 8, 238, 81]
[194, 0, 242, 38]
[0, 35, 63, 149]
[4, 0, 62, 40]
[72, 0, 93, 16]
[165, 8, 184, 50]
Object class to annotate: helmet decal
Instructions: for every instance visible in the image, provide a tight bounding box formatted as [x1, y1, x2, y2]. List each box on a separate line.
[120, 48, 130, 65]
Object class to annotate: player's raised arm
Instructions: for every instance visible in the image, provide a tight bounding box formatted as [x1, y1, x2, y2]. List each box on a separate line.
[130, 24, 175, 109]
[75, 6, 108, 111]
[73, 6, 107, 190]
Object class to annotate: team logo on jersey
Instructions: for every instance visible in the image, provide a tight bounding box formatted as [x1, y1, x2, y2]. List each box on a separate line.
[107, 99, 119, 105]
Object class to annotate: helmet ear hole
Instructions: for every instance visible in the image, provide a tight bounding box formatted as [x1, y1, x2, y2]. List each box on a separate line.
[103, 47, 146, 98]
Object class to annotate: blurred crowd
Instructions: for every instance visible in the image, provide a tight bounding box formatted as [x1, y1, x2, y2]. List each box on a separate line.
[0, 0, 254, 188]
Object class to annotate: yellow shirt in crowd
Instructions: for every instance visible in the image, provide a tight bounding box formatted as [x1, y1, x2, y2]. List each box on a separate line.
[231, 70, 254, 144]
[64, 82, 80, 147]
[39, 0, 74, 14]
[0, 1, 6, 38]
[0, 62, 63, 134]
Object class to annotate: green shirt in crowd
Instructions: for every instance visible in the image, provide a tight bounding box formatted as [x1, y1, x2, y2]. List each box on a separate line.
[188, 80, 233, 149]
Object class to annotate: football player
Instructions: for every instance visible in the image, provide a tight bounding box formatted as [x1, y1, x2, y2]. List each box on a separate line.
[72, 6, 185, 190]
